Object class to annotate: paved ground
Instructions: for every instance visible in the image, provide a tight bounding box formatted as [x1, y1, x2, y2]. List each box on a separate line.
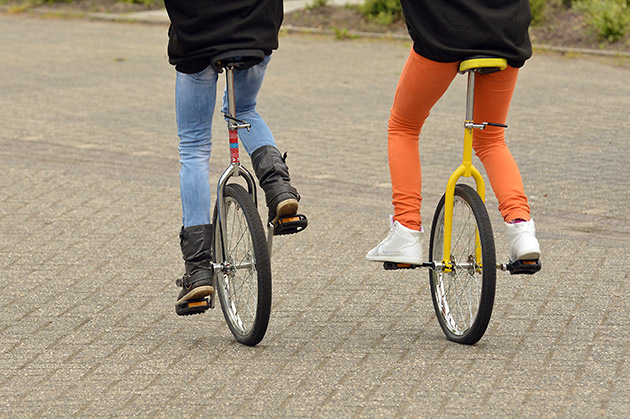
[1, 12, 629, 418]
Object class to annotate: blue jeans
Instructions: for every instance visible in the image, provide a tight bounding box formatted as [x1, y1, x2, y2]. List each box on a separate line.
[176, 55, 277, 227]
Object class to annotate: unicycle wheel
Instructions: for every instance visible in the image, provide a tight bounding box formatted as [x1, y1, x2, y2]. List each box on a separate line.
[428, 184, 496, 345]
[213, 184, 272, 346]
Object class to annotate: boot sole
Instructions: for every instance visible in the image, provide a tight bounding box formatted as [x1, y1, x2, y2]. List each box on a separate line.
[176, 298, 211, 316]
[176, 285, 214, 304]
[272, 199, 299, 223]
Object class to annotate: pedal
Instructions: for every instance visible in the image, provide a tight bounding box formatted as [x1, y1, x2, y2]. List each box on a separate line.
[507, 259, 541, 275]
[273, 214, 308, 236]
[175, 298, 211, 316]
[383, 262, 419, 270]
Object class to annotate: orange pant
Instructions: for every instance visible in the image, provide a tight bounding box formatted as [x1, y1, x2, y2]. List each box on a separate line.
[389, 50, 531, 230]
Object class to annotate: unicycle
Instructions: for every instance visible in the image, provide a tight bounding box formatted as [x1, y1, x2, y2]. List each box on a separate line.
[384, 57, 540, 345]
[177, 50, 307, 346]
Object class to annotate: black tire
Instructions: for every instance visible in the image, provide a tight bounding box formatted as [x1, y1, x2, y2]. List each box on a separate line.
[428, 184, 496, 345]
[212, 184, 271, 346]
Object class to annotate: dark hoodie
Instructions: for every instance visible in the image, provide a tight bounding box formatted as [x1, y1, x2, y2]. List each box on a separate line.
[401, 0, 532, 68]
[164, 0, 283, 74]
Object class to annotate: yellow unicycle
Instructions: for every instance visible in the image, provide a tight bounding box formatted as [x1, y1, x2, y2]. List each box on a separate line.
[384, 57, 540, 345]
[429, 57, 507, 345]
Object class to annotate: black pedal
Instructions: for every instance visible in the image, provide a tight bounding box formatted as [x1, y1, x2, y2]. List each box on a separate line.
[273, 214, 308, 236]
[176, 298, 211, 316]
[383, 262, 419, 270]
[507, 259, 541, 275]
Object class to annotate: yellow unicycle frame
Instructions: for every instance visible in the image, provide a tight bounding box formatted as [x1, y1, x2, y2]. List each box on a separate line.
[441, 58, 507, 272]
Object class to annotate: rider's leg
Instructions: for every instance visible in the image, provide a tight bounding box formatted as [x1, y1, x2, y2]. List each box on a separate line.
[367, 51, 457, 264]
[472, 66, 530, 223]
[174, 65, 218, 310]
[472, 67, 540, 261]
[222, 55, 300, 223]
[388, 51, 458, 230]
[177, 65, 217, 228]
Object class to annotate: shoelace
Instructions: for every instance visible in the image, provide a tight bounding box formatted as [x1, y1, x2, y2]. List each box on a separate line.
[380, 224, 397, 245]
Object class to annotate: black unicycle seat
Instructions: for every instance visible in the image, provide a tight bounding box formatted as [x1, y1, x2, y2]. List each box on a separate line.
[211, 49, 266, 71]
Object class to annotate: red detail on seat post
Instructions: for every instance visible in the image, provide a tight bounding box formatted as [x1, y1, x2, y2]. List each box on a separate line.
[229, 129, 240, 164]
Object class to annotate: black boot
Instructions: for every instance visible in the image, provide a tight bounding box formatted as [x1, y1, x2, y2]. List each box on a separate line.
[175, 224, 214, 315]
[250, 145, 301, 223]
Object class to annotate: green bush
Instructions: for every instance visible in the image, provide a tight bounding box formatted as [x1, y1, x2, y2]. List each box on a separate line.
[530, 0, 546, 25]
[360, 0, 403, 25]
[574, 0, 630, 42]
[307, 0, 328, 8]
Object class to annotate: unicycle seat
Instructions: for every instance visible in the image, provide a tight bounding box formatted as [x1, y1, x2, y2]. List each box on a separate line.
[459, 56, 508, 74]
[211, 49, 266, 71]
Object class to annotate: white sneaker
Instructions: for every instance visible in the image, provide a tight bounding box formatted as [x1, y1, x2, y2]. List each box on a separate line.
[505, 219, 541, 262]
[366, 220, 423, 265]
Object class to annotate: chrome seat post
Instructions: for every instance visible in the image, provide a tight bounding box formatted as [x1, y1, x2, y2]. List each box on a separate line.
[465, 70, 476, 123]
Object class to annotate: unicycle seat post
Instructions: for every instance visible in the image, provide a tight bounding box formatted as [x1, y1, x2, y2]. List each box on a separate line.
[218, 63, 256, 195]
[224, 66, 251, 130]
[465, 70, 476, 124]
[224, 66, 250, 166]
[215, 62, 260, 264]
[225, 66, 237, 127]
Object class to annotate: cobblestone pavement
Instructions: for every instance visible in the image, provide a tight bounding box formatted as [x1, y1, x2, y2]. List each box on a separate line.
[1, 13, 629, 418]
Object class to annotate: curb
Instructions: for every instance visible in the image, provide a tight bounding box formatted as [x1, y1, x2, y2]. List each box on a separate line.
[282, 24, 409, 41]
[2, 5, 629, 58]
[532, 43, 630, 57]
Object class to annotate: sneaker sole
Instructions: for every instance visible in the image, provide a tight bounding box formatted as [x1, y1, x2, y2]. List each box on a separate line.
[272, 199, 299, 223]
[366, 253, 423, 265]
[176, 285, 214, 304]
[515, 251, 541, 261]
[513, 245, 541, 261]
